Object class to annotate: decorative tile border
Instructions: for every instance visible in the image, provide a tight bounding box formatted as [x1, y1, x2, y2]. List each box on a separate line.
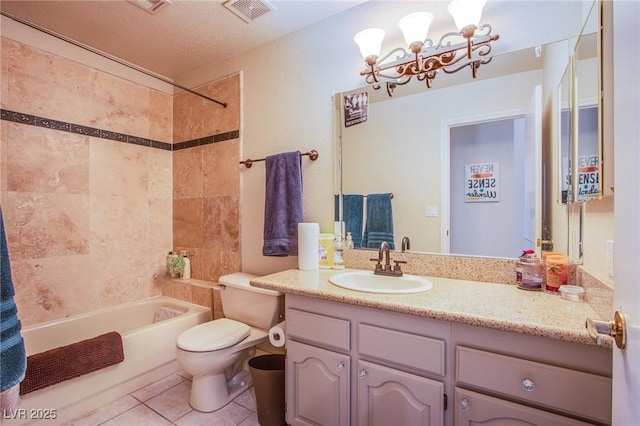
[0, 109, 239, 151]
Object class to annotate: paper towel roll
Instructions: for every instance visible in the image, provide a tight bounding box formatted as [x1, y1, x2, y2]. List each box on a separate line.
[269, 321, 286, 348]
[298, 223, 319, 270]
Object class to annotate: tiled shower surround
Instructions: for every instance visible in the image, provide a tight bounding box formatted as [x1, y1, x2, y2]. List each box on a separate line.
[0, 37, 240, 326]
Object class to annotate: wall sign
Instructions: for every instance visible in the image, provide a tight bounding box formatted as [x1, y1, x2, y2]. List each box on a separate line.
[344, 92, 368, 127]
[465, 162, 500, 202]
[577, 154, 599, 201]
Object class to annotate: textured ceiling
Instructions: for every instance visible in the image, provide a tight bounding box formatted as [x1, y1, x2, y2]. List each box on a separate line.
[1, 0, 592, 83]
[0, 0, 368, 80]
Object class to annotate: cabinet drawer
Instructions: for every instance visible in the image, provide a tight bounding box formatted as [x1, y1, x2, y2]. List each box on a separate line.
[454, 388, 596, 426]
[359, 324, 445, 376]
[287, 308, 350, 351]
[456, 346, 611, 423]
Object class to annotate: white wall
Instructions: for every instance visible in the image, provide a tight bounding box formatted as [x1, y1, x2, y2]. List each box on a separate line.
[175, 0, 611, 277]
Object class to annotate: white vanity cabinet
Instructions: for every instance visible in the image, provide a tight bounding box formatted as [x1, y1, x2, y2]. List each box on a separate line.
[285, 294, 451, 426]
[452, 323, 612, 426]
[283, 293, 612, 426]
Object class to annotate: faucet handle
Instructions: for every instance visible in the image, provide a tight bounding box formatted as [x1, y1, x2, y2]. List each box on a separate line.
[369, 258, 383, 272]
[393, 260, 407, 275]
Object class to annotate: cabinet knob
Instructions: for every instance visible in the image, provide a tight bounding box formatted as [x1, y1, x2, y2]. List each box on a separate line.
[459, 398, 470, 411]
[336, 361, 345, 371]
[358, 369, 367, 379]
[522, 378, 535, 392]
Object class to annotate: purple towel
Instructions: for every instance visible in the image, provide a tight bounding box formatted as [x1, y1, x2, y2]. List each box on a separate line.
[262, 151, 303, 256]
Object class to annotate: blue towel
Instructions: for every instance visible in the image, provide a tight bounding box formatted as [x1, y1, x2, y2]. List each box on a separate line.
[362, 193, 395, 250]
[335, 194, 364, 248]
[1, 206, 26, 392]
[262, 151, 304, 256]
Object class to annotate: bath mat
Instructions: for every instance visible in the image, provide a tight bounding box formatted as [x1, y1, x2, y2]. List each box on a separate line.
[20, 331, 124, 395]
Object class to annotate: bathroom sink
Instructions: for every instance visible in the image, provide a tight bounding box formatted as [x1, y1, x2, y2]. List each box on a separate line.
[329, 271, 433, 294]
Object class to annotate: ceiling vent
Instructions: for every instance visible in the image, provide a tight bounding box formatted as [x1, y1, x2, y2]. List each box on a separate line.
[128, 0, 172, 15]
[223, 0, 276, 23]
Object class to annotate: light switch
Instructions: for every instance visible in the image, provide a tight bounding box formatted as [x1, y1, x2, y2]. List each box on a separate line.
[425, 205, 438, 217]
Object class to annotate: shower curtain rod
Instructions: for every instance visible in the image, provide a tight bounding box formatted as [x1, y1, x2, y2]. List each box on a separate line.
[1, 11, 227, 108]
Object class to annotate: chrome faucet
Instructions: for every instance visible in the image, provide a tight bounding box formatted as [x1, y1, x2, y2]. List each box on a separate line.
[401, 237, 411, 253]
[370, 241, 406, 277]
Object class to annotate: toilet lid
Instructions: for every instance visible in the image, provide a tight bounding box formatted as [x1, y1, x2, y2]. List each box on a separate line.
[177, 318, 251, 352]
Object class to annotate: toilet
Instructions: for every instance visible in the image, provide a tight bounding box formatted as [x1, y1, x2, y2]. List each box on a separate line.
[176, 272, 284, 412]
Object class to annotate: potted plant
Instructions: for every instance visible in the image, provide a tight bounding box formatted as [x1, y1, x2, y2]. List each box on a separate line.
[166, 252, 185, 278]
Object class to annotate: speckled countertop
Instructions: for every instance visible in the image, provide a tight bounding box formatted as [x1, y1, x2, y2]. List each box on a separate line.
[250, 268, 613, 349]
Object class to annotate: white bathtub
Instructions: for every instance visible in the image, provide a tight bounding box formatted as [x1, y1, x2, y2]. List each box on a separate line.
[7, 296, 211, 425]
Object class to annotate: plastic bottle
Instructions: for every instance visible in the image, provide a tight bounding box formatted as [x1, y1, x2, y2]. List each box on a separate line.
[333, 234, 345, 269]
[318, 234, 335, 268]
[345, 232, 354, 250]
[180, 250, 191, 280]
[515, 250, 543, 290]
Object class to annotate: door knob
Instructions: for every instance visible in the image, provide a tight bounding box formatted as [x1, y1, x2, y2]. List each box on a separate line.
[585, 310, 627, 349]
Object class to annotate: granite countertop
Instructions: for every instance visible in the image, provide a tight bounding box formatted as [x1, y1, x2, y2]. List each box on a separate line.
[250, 268, 613, 349]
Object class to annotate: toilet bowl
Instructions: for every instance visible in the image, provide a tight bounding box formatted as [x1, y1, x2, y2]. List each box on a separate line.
[175, 273, 284, 412]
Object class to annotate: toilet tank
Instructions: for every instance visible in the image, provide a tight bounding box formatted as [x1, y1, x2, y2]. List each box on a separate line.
[218, 273, 284, 330]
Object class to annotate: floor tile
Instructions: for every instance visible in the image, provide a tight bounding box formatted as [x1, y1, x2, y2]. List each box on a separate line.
[174, 401, 253, 426]
[131, 373, 186, 402]
[100, 404, 171, 426]
[65, 395, 140, 426]
[233, 388, 257, 411]
[237, 413, 261, 426]
[144, 381, 193, 422]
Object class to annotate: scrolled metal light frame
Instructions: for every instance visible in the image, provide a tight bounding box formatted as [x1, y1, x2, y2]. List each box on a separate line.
[360, 24, 499, 96]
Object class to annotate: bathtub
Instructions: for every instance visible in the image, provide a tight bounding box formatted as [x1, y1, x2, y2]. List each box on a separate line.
[6, 296, 211, 425]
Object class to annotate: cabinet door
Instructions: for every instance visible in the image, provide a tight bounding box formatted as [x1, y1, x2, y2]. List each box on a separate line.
[357, 360, 445, 426]
[454, 388, 597, 426]
[286, 340, 350, 426]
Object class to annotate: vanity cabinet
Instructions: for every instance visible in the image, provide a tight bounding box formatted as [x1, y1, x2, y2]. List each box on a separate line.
[452, 323, 612, 425]
[285, 294, 450, 426]
[284, 294, 612, 426]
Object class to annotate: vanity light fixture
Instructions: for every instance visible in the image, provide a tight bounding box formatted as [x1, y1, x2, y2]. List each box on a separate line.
[354, 0, 499, 96]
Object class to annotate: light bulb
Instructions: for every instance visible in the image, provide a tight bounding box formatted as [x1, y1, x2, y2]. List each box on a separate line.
[398, 12, 434, 47]
[448, 0, 487, 31]
[354, 28, 386, 59]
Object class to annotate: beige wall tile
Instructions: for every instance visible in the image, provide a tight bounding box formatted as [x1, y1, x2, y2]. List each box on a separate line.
[203, 139, 240, 197]
[10, 255, 94, 326]
[173, 146, 203, 199]
[6, 122, 89, 194]
[4, 191, 90, 260]
[149, 89, 173, 142]
[173, 197, 204, 248]
[203, 196, 240, 251]
[90, 138, 148, 197]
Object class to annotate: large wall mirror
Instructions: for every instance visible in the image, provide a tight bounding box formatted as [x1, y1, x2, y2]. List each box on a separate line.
[335, 0, 602, 259]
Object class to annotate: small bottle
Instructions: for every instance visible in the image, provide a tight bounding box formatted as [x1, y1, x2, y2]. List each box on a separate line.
[333, 234, 345, 269]
[318, 234, 335, 268]
[180, 250, 191, 280]
[345, 232, 354, 250]
[516, 250, 543, 290]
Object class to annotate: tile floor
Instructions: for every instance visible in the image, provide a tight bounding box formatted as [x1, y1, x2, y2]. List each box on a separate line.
[65, 350, 272, 426]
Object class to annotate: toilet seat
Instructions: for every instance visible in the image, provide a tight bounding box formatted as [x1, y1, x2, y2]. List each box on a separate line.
[177, 318, 251, 352]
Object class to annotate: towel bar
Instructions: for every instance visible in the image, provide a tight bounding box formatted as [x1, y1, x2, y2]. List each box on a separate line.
[240, 150, 318, 169]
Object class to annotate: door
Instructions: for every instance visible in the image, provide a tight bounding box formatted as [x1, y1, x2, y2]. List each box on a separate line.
[442, 87, 542, 256]
[611, 0, 640, 422]
[357, 360, 444, 426]
[286, 340, 350, 426]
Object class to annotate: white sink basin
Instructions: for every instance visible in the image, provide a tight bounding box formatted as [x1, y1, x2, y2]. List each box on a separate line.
[329, 271, 433, 294]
